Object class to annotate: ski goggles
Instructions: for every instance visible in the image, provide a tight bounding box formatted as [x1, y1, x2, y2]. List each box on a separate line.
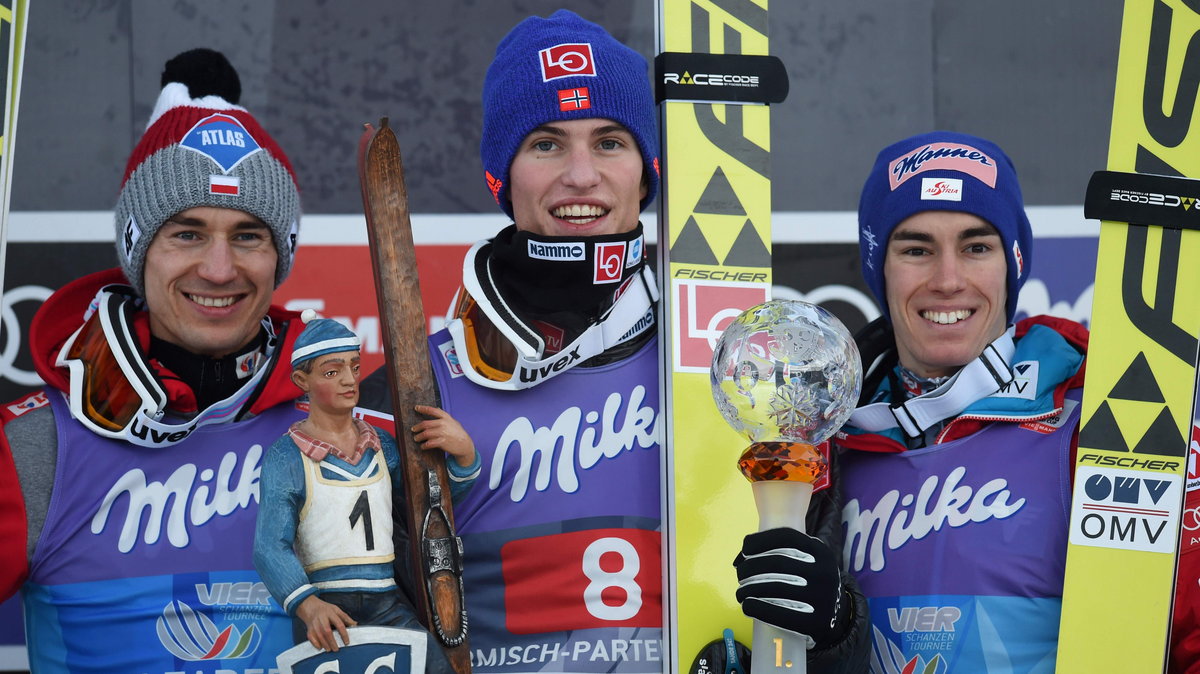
[56, 286, 276, 447]
[445, 241, 658, 391]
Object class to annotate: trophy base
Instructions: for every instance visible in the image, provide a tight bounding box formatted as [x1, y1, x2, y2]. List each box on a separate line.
[737, 441, 827, 483]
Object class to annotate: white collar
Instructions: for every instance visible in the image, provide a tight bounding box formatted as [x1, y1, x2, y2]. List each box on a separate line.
[848, 326, 1016, 438]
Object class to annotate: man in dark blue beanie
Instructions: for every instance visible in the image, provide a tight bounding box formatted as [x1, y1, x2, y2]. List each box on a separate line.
[363, 9, 668, 674]
[734, 131, 1089, 672]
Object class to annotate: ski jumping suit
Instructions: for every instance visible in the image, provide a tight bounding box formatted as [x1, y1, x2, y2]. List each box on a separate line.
[429, 328, 662, 674]
[0, 268, 307, 673]
[837, 316, 1087, 674]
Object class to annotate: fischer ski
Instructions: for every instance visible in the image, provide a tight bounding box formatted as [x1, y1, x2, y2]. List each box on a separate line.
[1056, 1, 1200, 670]
[654, 1, 785, 671]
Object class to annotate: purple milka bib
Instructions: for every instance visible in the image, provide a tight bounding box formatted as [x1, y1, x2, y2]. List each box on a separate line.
[431, 331, 661, 674]
[23, 390, 304, 673]
[840, 396, 1079, 674]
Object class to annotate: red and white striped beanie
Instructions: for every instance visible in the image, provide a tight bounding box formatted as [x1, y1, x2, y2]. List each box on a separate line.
[114, 48, 301, 297]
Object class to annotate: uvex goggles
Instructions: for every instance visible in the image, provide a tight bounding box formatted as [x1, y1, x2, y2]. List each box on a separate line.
[445, 240, 658, 391]
[56, 285, 277, 448]
[847, 326, 1015, 437]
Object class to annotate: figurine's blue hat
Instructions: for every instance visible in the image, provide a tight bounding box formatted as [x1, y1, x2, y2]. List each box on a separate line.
[291, 310, 360, 367]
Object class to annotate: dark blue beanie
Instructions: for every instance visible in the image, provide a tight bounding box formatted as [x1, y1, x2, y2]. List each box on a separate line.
[481, 9, 659, 218]
[857, 131, 1033, 323]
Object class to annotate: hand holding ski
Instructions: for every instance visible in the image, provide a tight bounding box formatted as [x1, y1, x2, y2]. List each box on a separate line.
[358, 119, 470, 674]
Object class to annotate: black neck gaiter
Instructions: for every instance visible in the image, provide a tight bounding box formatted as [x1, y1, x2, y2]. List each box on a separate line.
[487, 223, 648, 319]
[150, 331, 267, 411]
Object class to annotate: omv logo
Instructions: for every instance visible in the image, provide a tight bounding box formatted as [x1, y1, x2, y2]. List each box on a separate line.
[156, 600, 262, 660]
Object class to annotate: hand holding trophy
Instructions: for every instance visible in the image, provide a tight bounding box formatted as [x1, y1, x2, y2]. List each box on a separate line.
[711, 300, 861, 674]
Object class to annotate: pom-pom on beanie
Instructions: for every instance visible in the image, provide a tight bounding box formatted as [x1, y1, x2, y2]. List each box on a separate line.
[857, 131, 1033, 323]
[291, 309, 361, 368]
[481, 9, 659, 219]
[115, 48, 301, 298]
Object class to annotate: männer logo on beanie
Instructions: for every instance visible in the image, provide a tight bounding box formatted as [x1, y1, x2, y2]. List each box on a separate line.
[179, 113, 263, 172]
[539, 43, 596, 81]
[888, 142, 997, 190]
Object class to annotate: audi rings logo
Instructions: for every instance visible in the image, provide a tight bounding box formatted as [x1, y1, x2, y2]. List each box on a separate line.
[2, 285, 52, 387]
[1184, 505, 1200, 532]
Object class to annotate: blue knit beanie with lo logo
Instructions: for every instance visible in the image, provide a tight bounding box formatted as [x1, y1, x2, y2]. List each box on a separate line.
[480, 9, 659, 219]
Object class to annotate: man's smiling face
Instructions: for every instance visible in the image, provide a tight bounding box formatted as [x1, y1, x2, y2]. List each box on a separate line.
[508, 117, 646, 237]
[143, 206, 277, 357]
[884, 210, 1008, 378]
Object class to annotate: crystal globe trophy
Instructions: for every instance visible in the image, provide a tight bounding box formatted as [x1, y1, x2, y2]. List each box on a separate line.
[710, 300, 862, 674]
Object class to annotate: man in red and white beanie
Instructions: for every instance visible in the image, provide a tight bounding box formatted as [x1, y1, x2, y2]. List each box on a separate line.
[116, 48, 301, 297]
[0, 49, 320, 671]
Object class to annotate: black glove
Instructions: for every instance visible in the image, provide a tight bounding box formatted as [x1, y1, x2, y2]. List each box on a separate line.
[733, 527, 848, 649]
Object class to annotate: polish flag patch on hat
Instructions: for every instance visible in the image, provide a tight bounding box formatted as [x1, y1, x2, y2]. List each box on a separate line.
[209, 174, 240, 196]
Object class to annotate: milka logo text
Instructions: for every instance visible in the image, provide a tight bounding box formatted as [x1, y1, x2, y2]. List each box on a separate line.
[491, 385, 656, 501]
[92, 446, 262, 552]
[842, 466, 1025, 572]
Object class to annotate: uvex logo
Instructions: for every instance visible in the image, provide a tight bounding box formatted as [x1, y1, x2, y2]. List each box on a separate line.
[518, 346, 582, 383]
[129, 417, 199, 445]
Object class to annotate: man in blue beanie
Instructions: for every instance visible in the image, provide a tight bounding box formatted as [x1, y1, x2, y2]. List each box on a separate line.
[734, 131, 1089, 671]
[362, 9, 867, 673]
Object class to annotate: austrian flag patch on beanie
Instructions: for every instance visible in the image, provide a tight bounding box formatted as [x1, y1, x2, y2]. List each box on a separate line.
[857, 130, 1033, 323]
[115, 48, 301, 298]
[481, 9, 659, 218]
